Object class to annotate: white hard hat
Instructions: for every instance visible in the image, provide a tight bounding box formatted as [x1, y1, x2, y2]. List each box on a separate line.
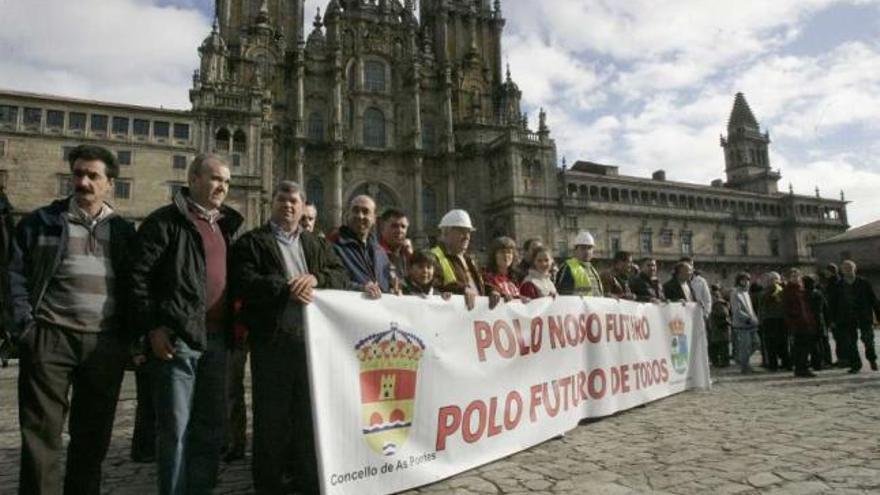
[573, 231, 595, 246]
[438, 209, 475, 231]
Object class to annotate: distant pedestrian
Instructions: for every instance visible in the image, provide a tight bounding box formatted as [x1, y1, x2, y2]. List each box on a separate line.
[827, 260, 879, 373]
[761, 272, 790, 371]
[708, 286, 731, 367]
[803, 275, 832, 369]
[731, 272, 759, 373]
[783, 269, 818, 378]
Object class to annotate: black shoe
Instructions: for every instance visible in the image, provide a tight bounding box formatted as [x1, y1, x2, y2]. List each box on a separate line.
[870, 361, 878, 371]
[847, 367, 861, 374]
[794, 370, 816, 378]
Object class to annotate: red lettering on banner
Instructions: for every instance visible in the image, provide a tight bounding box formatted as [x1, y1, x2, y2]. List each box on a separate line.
[487, 397, 502, 437]
[564, 315, 579, 347]
[588, 368, 606, 399]
[504, 391, 523, 430]
[436, 406, 462, 451]
[576, 370, 588, 403]
[512, 319, 530, 356]
[493, 321, 516, 359]
[660, 358, 669, 382]
[529, 384, 542, 422]
[610, 365, 630, 394]
[530, 317, 543, 353]
[541, 381, 561, 417]
[548, 315, 565, 349]
[558, 375, 574, 410]
[473, 321, 492, 362]
[585, 313, 602, 343]
[462, 401, 487, 443]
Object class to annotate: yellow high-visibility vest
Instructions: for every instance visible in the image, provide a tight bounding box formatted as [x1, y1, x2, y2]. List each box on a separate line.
[564, 258, 603, 296]
[431, 246, 457, 285]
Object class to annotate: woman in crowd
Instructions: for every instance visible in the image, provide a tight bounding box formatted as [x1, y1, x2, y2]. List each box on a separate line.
[482, 236, 528, 303]
[518, 246, 558, 299]
[731, 272, 759, 374]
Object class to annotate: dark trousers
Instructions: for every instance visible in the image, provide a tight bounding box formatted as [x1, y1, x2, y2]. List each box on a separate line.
[763, 318, 790, 370]
[225, 345, 248, 456]
[792, 333, 816, 374]
[814, 334, 832, 369]
[830, 324, 846, 364]
[18, 324, 126, 495]
[131, 365, 156, 460]
[839, 320, 877, 370]
[153, 334, 227, 495]
[709, 340, 730, 367]
[251, 335, 319, 495]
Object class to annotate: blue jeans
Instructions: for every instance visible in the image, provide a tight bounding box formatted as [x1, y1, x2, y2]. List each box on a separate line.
[153, 335, 227, 495]
[734, 328, 757, 372]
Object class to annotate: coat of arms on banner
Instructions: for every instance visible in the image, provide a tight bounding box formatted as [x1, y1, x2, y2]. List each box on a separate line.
[669, 317, 689, 374]
[355, 323, 426, 456]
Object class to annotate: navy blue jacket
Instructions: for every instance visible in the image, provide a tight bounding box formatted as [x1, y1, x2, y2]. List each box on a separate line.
[331, 226, 392, 292]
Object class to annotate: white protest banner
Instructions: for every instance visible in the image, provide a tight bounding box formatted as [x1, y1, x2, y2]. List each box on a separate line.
[306, 290, 710, 495]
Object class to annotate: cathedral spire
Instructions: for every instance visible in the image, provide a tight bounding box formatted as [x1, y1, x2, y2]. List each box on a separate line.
[728, 92, 759, 131]
[255, 0, 270, 25]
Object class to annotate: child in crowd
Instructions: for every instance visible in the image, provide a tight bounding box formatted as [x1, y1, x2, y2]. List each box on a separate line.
[402, 250, 450, 299]
[519, 246, 558, 299]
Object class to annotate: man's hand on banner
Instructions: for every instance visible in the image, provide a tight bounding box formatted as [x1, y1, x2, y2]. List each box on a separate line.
[289, 274, 318, 304]
[464, 287, 478, 310]
[363, 281, 382, 300]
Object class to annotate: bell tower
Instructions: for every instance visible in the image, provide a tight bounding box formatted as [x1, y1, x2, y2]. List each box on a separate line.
[720, 92, 779, 194]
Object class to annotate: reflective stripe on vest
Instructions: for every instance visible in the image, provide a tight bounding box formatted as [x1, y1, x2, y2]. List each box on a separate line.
[431, 246, 457, 285]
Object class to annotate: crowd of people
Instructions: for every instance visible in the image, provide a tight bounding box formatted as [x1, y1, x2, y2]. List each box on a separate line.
[1, 145, 877, 495]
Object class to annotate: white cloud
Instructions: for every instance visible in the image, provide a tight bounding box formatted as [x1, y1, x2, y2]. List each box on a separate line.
[0, 0, 208, 109]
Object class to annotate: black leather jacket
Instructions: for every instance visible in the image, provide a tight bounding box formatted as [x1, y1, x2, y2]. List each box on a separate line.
[130, 189, 243, 351]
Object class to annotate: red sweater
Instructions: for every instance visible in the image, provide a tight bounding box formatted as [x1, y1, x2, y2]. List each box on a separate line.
[191, 213, 227, 333]
[783, 282, 817, 335]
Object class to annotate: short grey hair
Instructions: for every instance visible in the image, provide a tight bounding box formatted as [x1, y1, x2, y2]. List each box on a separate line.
[272, 180, 306, 202]
[188, 153, 229, 182]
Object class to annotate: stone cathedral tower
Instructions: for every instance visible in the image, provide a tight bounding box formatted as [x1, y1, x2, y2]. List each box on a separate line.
[720, 92, 779, 194]
[189, 0, 558, 248]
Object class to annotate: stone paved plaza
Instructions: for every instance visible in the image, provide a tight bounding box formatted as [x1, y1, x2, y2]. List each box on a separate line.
[0, 333, 878, 494]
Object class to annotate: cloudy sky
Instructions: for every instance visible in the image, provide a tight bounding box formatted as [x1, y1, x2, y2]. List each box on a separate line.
[1, 0, 878, 227]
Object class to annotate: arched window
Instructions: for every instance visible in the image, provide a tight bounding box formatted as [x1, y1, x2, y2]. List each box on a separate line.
[233, 130, 247, 153]
[423, 186, 437, 229]
[215, 128, 230, 152]
[308, 112, 324, 141]
[364, 60, 386, 92]
[363, 108, 386, 148]
[307, 177, 324, 216]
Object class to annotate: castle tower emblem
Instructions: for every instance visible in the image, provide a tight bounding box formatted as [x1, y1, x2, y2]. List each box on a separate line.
[355, 323, 426, 456]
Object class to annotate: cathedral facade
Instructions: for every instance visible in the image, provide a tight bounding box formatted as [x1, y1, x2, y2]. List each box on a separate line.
[0, 0, 849, 283]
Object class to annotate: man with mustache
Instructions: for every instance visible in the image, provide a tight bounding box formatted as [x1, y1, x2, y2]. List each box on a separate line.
[130, 154, 243, 495]
[330, 195, 392, 297]
[9, 144, 136, 494]
[230, 180, 347, 494]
